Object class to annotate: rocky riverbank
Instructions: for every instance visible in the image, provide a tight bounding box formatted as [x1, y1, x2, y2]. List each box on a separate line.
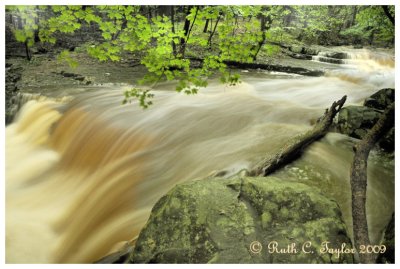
[5, 43, 367, 125]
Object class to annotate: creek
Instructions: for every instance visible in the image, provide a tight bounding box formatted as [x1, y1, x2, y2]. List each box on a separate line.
[5, 47, 394, 263]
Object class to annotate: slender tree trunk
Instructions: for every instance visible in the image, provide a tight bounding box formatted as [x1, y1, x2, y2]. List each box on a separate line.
[350, 102, 394, 264]
[208, 14, 221, 48]
[253, 8, 272, 61]
[253, 15, 266, 60]
[185, 6, 199, 44]
[350, 6, 358, 27]
[179, 5, 192, 57]
[34, 6, 40, 43]
[24, 41, 32, 61]
[147, 6, 152, 20]
[381, 6, 395, 26]
[250, 95, 347, 176]
[368, 29, 375, 45]
[203, 19, 209, 33]
[16, 15, 32, 61]
[170, 6, 177, 56]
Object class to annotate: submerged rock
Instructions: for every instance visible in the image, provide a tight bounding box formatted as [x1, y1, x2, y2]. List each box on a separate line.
[130, 176, 353, 264]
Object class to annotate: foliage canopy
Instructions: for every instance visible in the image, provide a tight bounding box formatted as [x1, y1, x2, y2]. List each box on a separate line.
[6, 5, 395, 107]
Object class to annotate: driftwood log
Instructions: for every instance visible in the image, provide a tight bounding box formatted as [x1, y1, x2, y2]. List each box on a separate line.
[350, 102, 394, 264]
[250, 95, 347, 176]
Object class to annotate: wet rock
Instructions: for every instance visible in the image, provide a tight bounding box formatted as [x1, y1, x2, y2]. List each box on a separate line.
[377, 213, 394, 264]
[337, 89, 394, 151]
[322, 52, 348, 59]
[223, 60, 324, 77]
[131, 176, 353, 264]
[337, 106, 382, 139]
[289, 46, 320, 56]
[6, 63, 23, 124]
[302, 47, 320, 56]
[288, 52, 312, 60]
[337, 103, 394, 152]
[59, 71, 86, 82]
[364, 88, 394, 111]
[313, 56, 344, 64]
[289, 45, 304, 54]
[379, 127, 394, 152]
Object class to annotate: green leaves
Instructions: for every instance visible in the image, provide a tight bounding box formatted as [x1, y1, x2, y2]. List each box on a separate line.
[220, 72, 241, 86]
[122, 88, 154, 109]
[87, 43, 121, 62]
[57, 50, 79, 68]
[14, 29, 29, 43]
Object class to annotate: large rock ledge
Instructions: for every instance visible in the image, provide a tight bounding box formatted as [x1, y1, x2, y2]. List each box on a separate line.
[130, 176, 354, 264]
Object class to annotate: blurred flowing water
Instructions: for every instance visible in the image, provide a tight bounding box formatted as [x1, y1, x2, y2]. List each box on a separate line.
[6, 48, 394, 263]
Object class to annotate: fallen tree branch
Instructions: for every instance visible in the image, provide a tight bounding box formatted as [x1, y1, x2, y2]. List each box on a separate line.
[250, 95, 347, 176]
[350, 102, 394, 264]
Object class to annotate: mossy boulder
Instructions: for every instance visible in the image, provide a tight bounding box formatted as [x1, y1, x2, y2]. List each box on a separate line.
[337, 89, 394, 151]
[130, 176, 353, 264]
[337, 105, 382, 139]
[364, 88, 394, 111]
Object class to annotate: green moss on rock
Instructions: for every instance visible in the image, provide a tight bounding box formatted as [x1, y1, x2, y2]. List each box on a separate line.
[130, 176, 354, 264]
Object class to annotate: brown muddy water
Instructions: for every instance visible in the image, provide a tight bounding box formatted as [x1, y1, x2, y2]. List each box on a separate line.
[5, 48, 394, 263]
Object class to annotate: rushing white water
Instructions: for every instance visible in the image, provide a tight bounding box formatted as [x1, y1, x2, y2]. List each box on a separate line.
[6, 49, 394, 263]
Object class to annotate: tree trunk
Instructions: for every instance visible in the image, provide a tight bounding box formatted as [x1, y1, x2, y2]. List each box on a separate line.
[252, 13, 267, 61]
[170, 6, 177, 56]
[381, 6, 395, 26]
[350, 102, 394, 264]
[185, 6, 199, 44]
[203, 19, 209, 33]
[250, 95, 347, 176]
[147, 6, 152, 20]
[34, 7, 40, 43]
[350, 6, 358, 27]
[24, 41, 32, 61]
[208, 15, 221, 48]
[179, 6, 192, 57]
